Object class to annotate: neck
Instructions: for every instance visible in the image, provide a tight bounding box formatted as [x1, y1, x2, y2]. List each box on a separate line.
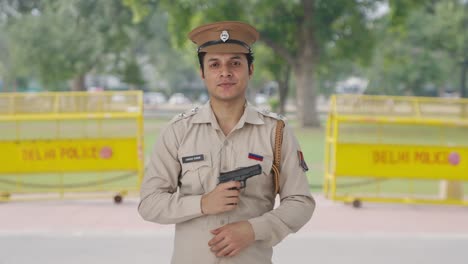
[210, 98, 246, 136]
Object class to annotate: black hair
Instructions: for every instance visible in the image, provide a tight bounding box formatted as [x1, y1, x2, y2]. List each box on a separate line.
[197, 52, 254, 74]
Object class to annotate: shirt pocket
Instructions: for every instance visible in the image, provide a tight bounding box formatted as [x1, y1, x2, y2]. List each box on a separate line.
[179, 152, 212, 195]
[236, 153, 274, 194]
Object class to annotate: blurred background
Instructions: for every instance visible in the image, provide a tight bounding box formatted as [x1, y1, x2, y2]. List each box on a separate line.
[1, 0, 467, 125]
[1, 0, 468, 263]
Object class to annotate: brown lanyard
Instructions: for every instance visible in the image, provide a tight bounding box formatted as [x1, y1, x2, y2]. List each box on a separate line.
[271, 120, 285, 194]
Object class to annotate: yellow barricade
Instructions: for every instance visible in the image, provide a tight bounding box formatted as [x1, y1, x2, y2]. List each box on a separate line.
[324, 94, 468, 207]
[0, 91, 144, 203]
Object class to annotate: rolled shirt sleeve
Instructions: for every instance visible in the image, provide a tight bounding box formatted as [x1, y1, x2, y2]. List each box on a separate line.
[138, 124, 204, 224]
[248, 125, 315, 247]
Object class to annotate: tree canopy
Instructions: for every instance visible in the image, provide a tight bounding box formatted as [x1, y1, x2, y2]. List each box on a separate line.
[2, 0, 157, 90]
[0, 0, 466, 126]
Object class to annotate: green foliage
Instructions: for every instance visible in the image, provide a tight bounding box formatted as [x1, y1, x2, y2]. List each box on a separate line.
[153, 0, 386, 126]
[138, 10, 203, 94]
[268, 96, 280, 112]
[3, 0, 465, 100]
[366, 0, 465, 96]
[122, 0, 153, 24]
[4, 0, 154, 90]
[122, 60, 145, 88]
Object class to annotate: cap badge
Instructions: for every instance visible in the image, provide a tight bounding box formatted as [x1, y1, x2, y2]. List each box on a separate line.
[220, 30, 229, 42]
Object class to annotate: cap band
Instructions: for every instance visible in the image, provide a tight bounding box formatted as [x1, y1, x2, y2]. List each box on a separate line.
[197, 39, 251, 53]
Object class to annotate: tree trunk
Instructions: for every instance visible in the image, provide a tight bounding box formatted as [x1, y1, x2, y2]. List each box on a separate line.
[462, 63, 467, 117]
[277, 72, 289, 116]
[71, 74, 86, 91]
[295, 0, 320, 127]
[461, 60, 466, 98]
[462, 2, 468, 98]
[295, 63, 320, 127]
[260, 0, 320, 126]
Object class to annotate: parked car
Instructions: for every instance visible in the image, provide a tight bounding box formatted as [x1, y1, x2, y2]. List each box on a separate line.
[144, 92, 167, 105]
[111, 93, 126, 103]
[254, 93, 268, 105]
[198, 93, 209, 104]
[168, 93, 191, 105]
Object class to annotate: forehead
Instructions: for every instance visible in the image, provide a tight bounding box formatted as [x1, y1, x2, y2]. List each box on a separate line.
[204, 53, 247, 61]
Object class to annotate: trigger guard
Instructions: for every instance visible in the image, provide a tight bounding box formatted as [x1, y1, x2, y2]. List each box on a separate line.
[240, 181, 246, 188]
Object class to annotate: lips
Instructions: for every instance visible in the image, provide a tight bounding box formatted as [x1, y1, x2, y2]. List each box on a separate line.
[218, 82, 236, 87]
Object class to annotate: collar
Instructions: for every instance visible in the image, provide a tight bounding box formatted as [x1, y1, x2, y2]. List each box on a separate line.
[244, 102, 264, 125]
[191, 100, 264, 127]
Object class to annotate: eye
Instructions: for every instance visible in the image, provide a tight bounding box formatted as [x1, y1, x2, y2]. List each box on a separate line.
[209, 62, 219, 69]
[232, 61, 241, 67]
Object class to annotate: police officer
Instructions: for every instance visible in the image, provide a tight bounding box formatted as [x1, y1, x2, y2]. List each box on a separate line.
[138, 21, 315, 264]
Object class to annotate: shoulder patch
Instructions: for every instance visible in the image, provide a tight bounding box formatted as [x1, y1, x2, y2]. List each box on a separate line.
[258, 108, 285, 121]
[170, 106, 200, 123]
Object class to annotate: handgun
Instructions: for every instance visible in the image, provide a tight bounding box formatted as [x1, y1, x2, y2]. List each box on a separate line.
[218, 164, 262, 189]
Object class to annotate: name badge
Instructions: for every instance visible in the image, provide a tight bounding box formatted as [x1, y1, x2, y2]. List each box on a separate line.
[182, 154, 204, 163]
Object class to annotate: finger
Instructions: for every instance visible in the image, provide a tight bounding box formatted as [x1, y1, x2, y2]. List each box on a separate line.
[211, 239, 229, 253]
[208, 233, 224, 246]
[225, 197, 239, 205]
[223, 204, 237, 212]
[216, 244, 235, 257]
[221, 181, 241, 190]
[226, 189, 240, 197]
[227, 248, 241, 257]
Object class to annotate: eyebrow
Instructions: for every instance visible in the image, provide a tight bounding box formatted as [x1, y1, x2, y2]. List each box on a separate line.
[207, 55, 243, 62]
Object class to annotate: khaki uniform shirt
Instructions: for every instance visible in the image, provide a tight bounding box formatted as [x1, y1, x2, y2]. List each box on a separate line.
[139, 102, 315, 264]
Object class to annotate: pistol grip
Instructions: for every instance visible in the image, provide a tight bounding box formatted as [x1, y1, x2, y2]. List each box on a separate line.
[226, 181, 246, 190]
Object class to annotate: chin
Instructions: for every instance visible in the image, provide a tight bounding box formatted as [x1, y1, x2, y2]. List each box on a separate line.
[213, 94, 243, 102]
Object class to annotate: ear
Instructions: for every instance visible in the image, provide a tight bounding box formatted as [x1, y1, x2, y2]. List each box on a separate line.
[200, 68, 205, 79]
[249, 64, 254, 78]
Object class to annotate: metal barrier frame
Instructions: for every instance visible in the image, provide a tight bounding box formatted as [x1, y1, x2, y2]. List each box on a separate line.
[0, 91, 144, 202]
[324, 94, 468, 207]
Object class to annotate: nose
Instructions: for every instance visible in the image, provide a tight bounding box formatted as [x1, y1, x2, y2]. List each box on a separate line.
[219, 65, 232, 77]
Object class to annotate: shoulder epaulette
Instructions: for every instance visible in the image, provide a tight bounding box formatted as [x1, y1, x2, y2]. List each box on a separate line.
[258, 108, 286, 121]
[170, 106, 200, 123]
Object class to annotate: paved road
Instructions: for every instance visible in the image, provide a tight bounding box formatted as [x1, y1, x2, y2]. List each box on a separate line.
[1, 194, 467, 264]
[1, 231, 466, 264]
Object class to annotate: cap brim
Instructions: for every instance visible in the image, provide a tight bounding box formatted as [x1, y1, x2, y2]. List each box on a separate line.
[199, 43, 250, 53]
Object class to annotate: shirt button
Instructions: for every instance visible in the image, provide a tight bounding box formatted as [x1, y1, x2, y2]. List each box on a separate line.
[220, 220, 225, 225]
[224, 141, 229, 146]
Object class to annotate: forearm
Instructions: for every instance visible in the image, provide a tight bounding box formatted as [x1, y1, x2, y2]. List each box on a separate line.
[248, 195, 315, 247]
[138, 191, 204, 224]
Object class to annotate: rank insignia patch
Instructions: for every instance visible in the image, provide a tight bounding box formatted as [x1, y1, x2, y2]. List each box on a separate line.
[248, 153, 263, 161]
[297, 151, 309, 172]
